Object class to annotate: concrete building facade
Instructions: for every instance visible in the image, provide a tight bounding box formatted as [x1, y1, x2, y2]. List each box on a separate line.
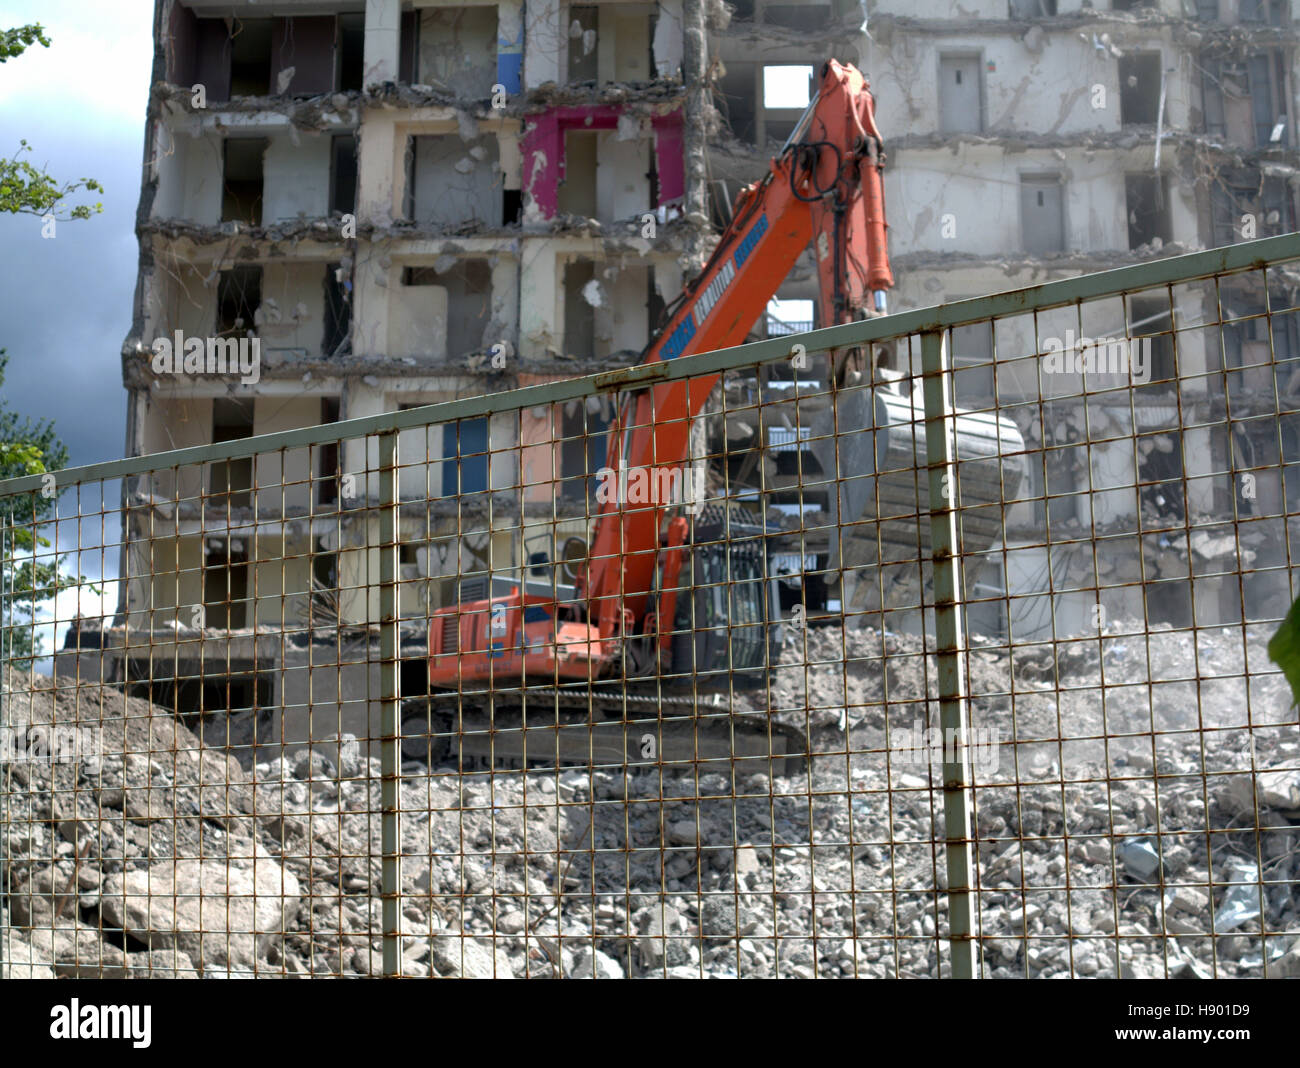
[62, 0, 1300, 740]
[704, 0, 1300, 634]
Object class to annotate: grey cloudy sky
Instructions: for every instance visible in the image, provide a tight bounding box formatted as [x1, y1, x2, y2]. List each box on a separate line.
[0, 1, 153, 470]
[1, 2, 155, 649]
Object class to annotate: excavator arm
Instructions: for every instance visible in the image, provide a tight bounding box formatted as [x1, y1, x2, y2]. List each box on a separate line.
[580, 58, 894, 640]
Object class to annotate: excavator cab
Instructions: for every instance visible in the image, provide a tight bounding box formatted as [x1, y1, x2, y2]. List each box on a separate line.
[667, 535, 775, 688]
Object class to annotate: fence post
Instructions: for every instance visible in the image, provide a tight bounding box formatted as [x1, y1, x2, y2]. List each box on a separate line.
[920, 329, 978, 979]
[377, 430, 402, 977]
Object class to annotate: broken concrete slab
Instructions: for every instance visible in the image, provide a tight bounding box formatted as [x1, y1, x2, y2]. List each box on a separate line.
[428, 931, 517, 978]
[99, 840, 301, 975]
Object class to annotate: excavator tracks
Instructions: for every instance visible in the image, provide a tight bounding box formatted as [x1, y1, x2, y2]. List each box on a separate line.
[400, 687, 807, 778]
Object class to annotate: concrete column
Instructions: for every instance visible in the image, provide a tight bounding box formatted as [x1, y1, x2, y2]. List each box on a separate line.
[653, 0, 684, 80]
[519, 250, 560, 360]
[498, 0, 524, 93]
[357, 114, 397, 225]
[682, 0, 709, 270]
[364, 0, 401, 85]
[524, 0, 564, 89]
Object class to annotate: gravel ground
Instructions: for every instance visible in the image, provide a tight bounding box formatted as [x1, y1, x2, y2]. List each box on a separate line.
[3, 619, 1298, 978]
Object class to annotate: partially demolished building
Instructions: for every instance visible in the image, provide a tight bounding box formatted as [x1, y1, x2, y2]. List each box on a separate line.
[63, 0, 1300, 731]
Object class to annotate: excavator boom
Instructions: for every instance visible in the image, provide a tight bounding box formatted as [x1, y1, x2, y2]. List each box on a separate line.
[581, 59, 893, 637]
[412, 59, 898, 775]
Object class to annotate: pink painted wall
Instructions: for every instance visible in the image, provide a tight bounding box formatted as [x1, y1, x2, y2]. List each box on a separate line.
[522, 106, 684, 218]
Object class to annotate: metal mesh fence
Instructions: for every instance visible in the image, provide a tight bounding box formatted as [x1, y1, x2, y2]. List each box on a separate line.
[2, 236, 1299, 979]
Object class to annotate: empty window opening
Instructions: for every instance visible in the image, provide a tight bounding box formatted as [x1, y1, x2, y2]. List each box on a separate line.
[1201, 51, 1289, 148]
[171, 15, 233, 100]
[647, 267, 667, 335]
[1221, 290, 1274, 410]
[716, 62, 757, 144]
[951, 313, 995, 407]
[210, 399, 254, 510]
[766, 298, 815, 337]
[763, 65, 812, 110]
[271, 16, 336, 96]
[1009, 0, 1058, 12]
[502, 188, 523, 226]
[229, 17, 273, 96]
[559, 401, 610, 503]
[442, 418, 489, 495]
[130, 671, 269, 717]
[1119, 53, 1163, 126]
[406, 134, 503, 227]
[1129, 297, 1176, 387]
[1126, 174, 1172, 248]
[338, 12, 365, 91]
[1195, 0, 1219, 18]
[1200, 53, 1228, 138]
[222, 138, 266, 224]
[312, 534, 338, 591]
[1212, 171, 1296, 247]
[216, 266, 262, 337]
[764, 5, 832, 29]
[729, 0, 755, 19]
[1248, 52, 1289, 147]
[398, 9, 419, 84]
[568, 7, 599, 83]
[330, 135, 358, 215]
[763, 65, 813, 145]
[1020, 175, 1065, 254]
[322, 263, 352, 357]
[418, 8, 498, 97]
[557, 130, 599, 218]
[316, 397, 340, 505]
[204, 538, 251, 629]
[939, 54, 983, 135]
[402, 260, 493, 360]
[563, 260, 597, 360]
[1239, 0, 1287, 25]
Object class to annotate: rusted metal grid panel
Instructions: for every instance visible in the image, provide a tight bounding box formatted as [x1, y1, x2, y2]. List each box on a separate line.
[2, 235, 1299, 979]
[941, 261, 1300, 978]
[0, 428, 400, 978]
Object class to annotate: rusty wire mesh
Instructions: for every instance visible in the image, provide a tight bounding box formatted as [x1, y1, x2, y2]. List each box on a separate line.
[2, 243, 1300, 979]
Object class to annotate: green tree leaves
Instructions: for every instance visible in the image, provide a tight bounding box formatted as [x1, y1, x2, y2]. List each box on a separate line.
[0, 23, 103, 221]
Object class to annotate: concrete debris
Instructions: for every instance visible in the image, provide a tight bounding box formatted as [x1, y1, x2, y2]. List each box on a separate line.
[428, 932, 516, 979]
[1212, 858, 1262, 934]
[1223, 766, 1300, 820]
[581, 278, 606, 307]
[456, 110, 479, 142]
[100, 843, 301, 974]
[1271, 938, 1300, 979]
[570, 946, 624, 979]
[1116, 838, 1161, 881]
[617, 112, 643, 141]
[6, 614, 1298, 978]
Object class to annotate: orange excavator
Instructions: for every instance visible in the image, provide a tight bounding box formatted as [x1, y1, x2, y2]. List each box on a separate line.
[402, 61, 902, 772]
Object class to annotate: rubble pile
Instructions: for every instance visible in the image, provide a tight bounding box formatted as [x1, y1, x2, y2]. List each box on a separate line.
[3, 618, 1298, 978]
